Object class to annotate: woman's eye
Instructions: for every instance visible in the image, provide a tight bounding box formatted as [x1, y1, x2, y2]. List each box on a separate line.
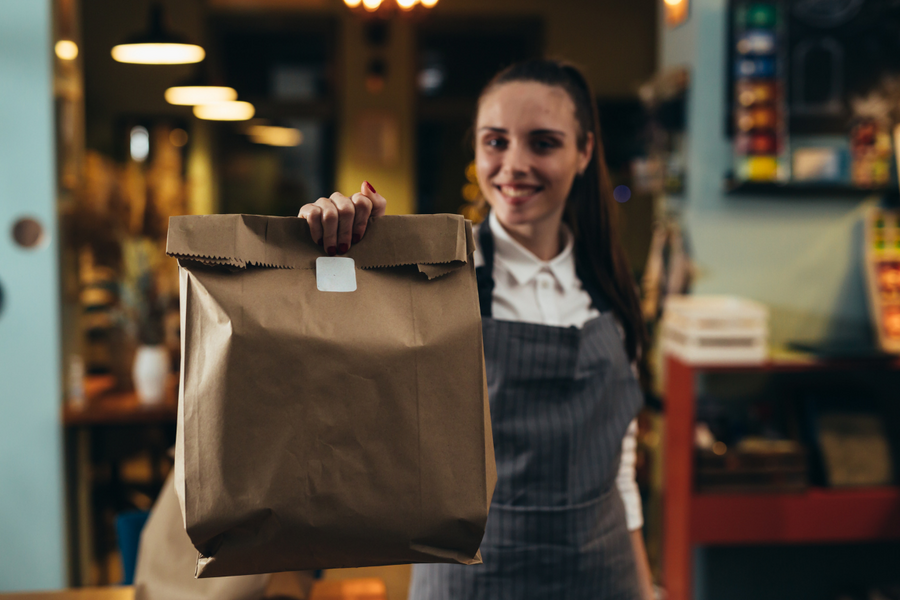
[485, 137, 507, 150]
[532, 138, 560, 151]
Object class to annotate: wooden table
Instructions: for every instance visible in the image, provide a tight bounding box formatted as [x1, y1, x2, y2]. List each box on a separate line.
[63, 375, 177, 426]
[0, 588, 133, 600]
[63, 376, 177, 585]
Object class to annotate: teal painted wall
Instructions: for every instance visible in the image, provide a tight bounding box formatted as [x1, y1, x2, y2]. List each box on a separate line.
[661, 0, 876, 349]
[0, 0, 67, 591]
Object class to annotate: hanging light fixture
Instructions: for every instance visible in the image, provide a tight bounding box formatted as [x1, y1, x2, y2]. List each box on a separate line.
[165, 86, 237, 105]
[343, 0, 437, 12]
[112, 3, 205, 65]
[193, 101, 255, 121]
[165, 66, 238, 106]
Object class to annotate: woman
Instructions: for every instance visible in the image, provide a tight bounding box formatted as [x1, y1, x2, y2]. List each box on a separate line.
[299, 59, 654, 599]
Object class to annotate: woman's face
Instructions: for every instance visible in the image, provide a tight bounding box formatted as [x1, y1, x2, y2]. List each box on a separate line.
[475, 81, 593, 231]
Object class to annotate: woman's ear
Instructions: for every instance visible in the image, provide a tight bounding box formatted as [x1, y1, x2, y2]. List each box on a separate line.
[577, 131, 595, 175]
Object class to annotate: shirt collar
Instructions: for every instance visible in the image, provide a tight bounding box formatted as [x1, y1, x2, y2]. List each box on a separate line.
[488, 211, 577, 290]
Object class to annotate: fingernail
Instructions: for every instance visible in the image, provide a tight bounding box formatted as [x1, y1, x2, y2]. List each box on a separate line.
[338, 243, 349, 254]
[327, 246, 337, 256]
[317, 238, 324, 247]
[365, 180, 377, 194]
[352, 234, 361, 244]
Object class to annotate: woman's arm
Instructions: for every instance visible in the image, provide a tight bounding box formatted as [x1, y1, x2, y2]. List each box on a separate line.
[617, 420, 655, 598]
[630, 529, 655, 600]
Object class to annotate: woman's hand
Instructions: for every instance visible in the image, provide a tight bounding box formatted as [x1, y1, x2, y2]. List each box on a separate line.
[298, 181, 386, 255]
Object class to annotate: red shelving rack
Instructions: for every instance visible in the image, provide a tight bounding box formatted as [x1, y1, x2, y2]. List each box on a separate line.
[662, 355, 900, 600]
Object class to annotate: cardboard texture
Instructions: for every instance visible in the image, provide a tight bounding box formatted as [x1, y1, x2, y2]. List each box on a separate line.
[166, 214, 496, 578]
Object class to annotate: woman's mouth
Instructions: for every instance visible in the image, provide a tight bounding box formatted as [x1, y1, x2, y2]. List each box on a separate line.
[496, 184, 542, 204]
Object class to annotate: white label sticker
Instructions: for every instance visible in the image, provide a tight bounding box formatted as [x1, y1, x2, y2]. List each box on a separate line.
[316, 257, 357, 292]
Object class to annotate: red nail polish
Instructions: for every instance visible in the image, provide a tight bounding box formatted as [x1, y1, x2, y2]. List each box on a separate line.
[365, 180, 377, 194]
[327, 246, 337, 256]
[352, 234, 361, 244]
[317, 238, 324, 247]
[338, 243, 349, 254]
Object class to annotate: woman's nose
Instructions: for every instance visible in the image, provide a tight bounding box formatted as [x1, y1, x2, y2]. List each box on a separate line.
[500, 141, 530, 178]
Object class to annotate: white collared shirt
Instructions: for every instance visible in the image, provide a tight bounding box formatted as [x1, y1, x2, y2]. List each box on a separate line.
[474, 212, 643, 531]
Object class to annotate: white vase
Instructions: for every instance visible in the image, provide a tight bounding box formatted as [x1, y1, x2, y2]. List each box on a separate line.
[132, 345, 169, 405]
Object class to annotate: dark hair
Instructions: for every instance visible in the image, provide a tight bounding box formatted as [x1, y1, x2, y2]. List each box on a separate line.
[478, 59, 648, 379]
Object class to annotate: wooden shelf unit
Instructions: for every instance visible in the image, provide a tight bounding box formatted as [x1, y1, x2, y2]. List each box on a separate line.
[63, 375, 177, 426]
[662, 355, 900, 600]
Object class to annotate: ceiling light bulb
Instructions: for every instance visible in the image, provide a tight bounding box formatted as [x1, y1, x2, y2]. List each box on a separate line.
[193, 101, 255, 121]
[55, 40, 79, 60]
[362, 0, 382, 11]
[344, 0, 363, 6]
[420, 0, 438, 6]
[397, 0, 418, 8]
[112, 43, 205, 65]
[165, 86, 238, 106]
[664, 0, 682, 5]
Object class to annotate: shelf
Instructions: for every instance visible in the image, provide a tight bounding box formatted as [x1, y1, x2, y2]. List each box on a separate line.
[63, 375, 178, 426]
[669, 354, 900, 374]
[691, 487, 900, 545]
[724, 179, 892, 198]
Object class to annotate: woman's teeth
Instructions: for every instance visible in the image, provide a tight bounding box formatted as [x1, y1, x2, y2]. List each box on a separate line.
[500, 186, 536, 198]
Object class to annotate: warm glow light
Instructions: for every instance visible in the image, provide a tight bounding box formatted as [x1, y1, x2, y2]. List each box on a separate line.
[362, 0, 382, 10]
[111, 43, 205, 65]
[169, 128, 189, 147]
[193, 101, 255, 121]
[247, 125, 303, 147]
[397, 0, 418, 8]
[165, 86, 237, 106]
[420, 0, 438, 6]
[55, 40, 79, 60]
[664, 0, 682, 5]
[343, 0, 362, 6]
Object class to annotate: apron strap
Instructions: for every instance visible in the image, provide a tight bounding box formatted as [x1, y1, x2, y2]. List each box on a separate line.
[475, 216, 495, 318]
[475, 212, 611, 317]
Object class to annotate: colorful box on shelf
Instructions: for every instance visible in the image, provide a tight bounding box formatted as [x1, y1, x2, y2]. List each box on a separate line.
[864, 207, 900, 353]
[732, 1, 788, 183]
[660, 295, 769, 364]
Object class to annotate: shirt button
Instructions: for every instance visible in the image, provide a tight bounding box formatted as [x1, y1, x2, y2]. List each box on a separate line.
[540, 280, 550, 290]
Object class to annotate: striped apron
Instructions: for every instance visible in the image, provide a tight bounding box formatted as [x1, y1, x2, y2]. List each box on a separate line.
[408, 221, 644, 599]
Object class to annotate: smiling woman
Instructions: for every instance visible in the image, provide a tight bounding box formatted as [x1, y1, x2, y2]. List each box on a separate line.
[474, 81, 594, 260]
[473, 61, 647, 375]
[406, 60, 653, 600]
[299, 59, 654, 600]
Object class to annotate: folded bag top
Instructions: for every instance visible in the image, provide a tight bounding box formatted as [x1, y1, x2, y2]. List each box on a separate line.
[166, 213, 494, 579]
[166, 213, 475, 279]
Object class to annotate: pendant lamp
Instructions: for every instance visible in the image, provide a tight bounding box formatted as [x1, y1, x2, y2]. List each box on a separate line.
[165, 67, 237, 106]
[112, 3, 205, 65]
[343, 0, 438, 12]
[193, 101, 255, 121]
[166, 85, 237, 105]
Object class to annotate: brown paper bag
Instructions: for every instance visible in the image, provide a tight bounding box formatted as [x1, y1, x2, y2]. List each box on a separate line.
[166, 214, 496, 578]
